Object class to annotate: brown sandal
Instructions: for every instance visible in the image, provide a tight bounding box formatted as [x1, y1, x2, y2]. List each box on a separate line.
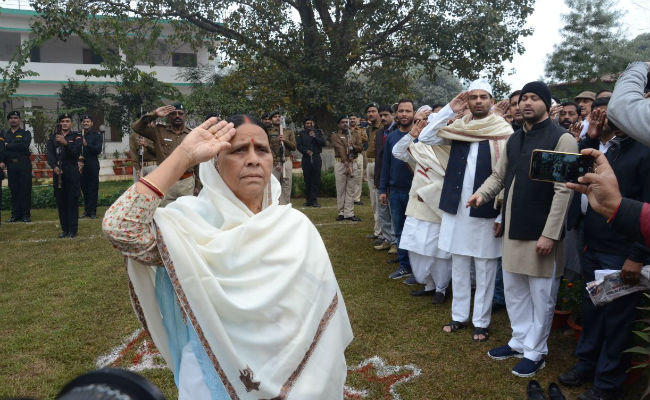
[442, 321, 467, 333]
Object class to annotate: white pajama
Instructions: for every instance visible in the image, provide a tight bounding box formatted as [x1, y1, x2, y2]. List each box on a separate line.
[503, 264, 560, 362]
[409, 251, 452, 293]
[451, 255, 497, 328]
[178, 343, 211, 399]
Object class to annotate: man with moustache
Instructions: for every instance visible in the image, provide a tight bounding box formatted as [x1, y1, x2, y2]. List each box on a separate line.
[469, 81, 577, 377]
[559, 102, 582, 130]
[418, 79, 513, 343]
[47, 113, 83, 238]
[297, 117, 325, 207]
[349, 113, 367, 205]
[372, 105, 399, 254]
[509, 90, 523, 130]
[331, 116, 363, 221]
[261, 113, 272, 131]
[379, 99, 416, 280]
[78, 115, 103, 219]
[267, 111, 297, 205]
[131, 102, 197, 206]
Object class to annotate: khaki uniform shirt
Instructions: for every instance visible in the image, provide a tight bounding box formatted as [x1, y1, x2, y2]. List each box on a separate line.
[267, 126, 297, 163]
[129, 133, 157, 169]
[330, 129, 363, 160]
[365, 121, 383, 159]
[131, 113, 193, 172]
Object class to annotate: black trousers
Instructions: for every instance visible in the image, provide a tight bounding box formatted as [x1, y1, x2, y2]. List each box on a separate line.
[54, 164, 81, 235]
[81, 159, 100, 216]
[302, 154, 321, 205]
[575, 250, 640, 392]
[7, 157, 32, 219]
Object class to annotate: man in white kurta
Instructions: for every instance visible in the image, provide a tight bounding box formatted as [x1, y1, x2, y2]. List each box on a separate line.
[418, 80, 513, 341]
[392, 107, 452, 304]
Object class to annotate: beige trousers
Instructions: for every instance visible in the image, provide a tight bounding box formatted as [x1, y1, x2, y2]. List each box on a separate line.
[161, 175, 195, 207]
[335, 160, 360, 218]
[353, 156, 363, 202]
[367, 162, 380, 236]
[272, 160, 293, 205]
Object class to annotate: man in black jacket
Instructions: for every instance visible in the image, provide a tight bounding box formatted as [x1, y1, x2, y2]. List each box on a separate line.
[47, 113, 83, 238]
[79, 115, 103, 218]
[297, 117, 325, 207]
[372, 105, 398, 253]
[1, 111, 32, 222]
[559, 98, 650, 400]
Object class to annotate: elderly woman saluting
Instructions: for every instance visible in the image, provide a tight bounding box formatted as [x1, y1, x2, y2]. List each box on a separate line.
[103, 115, 353, 399]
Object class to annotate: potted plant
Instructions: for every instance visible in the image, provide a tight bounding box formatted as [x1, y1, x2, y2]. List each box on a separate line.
[113, 150, 124, 167]
[554, 278, 583, 330]
[124, 160, 134, 175]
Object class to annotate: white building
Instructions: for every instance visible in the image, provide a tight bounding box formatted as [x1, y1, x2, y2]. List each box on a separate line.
[0, 4, 214, 156]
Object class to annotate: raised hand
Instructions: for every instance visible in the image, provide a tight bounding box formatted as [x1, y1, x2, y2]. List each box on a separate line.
[493, 99, 510, 117]
[177, 118, 236, 167]
[550, 105, 562, 120]
[409, 119, 428, 138]
[153, 105, 177, 118]
[568, 121, 583, 139]
[450, 91, 470, 113]
[586, 108, 606, 139]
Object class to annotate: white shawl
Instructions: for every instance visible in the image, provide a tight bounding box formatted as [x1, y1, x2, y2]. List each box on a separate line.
[127, 160, 353, 399]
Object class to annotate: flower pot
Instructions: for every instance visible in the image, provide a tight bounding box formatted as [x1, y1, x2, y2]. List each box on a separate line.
[33, 170, 43, 178]
[567, 316, 583, 341]
[35, 161, 47, 169]
[124, 166, 134, 175]
[293, 160, 301, 169]
[46, 170, 53, 178]
[113, 160, 124, 167]
[113, 167, 124, 175]
[552, 309, 571, 330]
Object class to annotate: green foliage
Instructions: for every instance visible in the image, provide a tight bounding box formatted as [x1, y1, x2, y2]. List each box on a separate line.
[556, 278, 584, 316]
[1, 184, 129, 210]
[545, 0, 631, 83]
[5, 0, 535, 127]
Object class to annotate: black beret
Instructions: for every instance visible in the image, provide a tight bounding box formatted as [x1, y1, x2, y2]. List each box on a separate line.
[171, 102, 184, 110]
[58, 113, 72, 122]
[7, 111, 20, 119]
[81, 114, 93, 121]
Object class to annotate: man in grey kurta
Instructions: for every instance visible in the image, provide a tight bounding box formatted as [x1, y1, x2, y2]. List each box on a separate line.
[467, 81, 577, 378]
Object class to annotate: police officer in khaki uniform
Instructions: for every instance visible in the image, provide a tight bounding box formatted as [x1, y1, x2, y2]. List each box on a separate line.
[331, 116, 363, 222]
[131, 102, 197, 206]
[348, 113, 368, 205]
[267, 111, 296, 205]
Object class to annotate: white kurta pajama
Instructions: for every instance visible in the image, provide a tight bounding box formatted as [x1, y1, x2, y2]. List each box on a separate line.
[419, 105, 512, 329]
[476, 129, 577, 362]
[103, 161, 353, 399]
[392, 110, 452, 294]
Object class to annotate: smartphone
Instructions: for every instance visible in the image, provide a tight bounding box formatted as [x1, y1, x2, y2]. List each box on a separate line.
[529, 149, 594, 183]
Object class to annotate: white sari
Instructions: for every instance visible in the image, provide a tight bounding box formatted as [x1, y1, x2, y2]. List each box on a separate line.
[127, 160, 353, 399]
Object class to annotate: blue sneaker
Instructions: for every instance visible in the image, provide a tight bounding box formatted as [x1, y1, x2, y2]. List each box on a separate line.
[388, 268, 411, 279]
[512, 357, 546, 378]
[487, 345, 523, 360]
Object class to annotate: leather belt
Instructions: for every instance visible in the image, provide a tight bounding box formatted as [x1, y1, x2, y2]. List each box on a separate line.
[180, 171, 194, 180]
[142, 161, 157, 167]
[367, 157, 375, 162]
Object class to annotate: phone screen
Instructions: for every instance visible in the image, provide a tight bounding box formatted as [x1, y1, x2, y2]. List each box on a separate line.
[529, 150, 594, 183]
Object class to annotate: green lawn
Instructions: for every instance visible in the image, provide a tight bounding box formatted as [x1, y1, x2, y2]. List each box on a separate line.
[0, 196, 645, 399]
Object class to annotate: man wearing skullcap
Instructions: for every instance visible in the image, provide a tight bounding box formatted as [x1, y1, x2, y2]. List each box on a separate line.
[1, 111, 32, 222]
[468, 81, 577, 377]
[131, 102, 197, 206]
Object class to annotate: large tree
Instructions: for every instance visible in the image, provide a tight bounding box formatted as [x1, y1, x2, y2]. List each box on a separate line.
[3, 0, 534, 125]
[545, 0, 629, 83]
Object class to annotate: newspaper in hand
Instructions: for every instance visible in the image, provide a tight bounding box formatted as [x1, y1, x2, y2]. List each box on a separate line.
[586, 266, 650, 306]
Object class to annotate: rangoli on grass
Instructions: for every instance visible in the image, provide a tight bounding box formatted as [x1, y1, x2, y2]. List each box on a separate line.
[96, 329, 421, 399]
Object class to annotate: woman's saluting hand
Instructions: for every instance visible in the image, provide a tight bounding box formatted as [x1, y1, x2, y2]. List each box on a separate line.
[178, 118, 237, 167]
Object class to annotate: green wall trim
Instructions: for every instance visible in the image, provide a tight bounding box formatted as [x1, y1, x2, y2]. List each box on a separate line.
[0, 8, 37, 16]
[3, 79, 193, 87]
[0, 26, 31, 32]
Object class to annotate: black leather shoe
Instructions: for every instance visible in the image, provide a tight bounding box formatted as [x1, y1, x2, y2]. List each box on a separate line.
[21, 217, 31, 223]
[558, 365, 593, 387]
[311, 203, 321, 208]
[59, 232, 69, 238]
[410, 289, 435, 297]
[69, 232, 77, 238]
[527, 380, 546, 400]
[336, 215, 345, 221]
[302, 202, 311, 207]
[366, 234, 378, 239]
[577, 387, 619, 400]
[548, 383, 566, 400]
[354, 201, 363, 205]
[432, 292, 447, 304]
[345, 216, 362, 222]
[8, 217, 17, 223]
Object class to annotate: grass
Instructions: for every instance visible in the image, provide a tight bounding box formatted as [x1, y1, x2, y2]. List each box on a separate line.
[0, 196, 645, 399]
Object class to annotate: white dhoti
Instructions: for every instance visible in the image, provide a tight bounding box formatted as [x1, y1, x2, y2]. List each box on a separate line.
[400, 216, 451, 293]
[503, 264, 560, 362]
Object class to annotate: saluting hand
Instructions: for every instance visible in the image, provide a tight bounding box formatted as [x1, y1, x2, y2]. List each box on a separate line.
[153, 105, 177, 118]
[409, 119, 427, 138]
[450, 91, 470, 113]
[177, 117, 236, 168]
[586, 108, 606, 140]
[492, 99, 510, 117]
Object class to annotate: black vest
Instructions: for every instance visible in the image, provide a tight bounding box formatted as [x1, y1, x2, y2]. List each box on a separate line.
[439, 140, 500, 218]
[504, 118, 564, 240]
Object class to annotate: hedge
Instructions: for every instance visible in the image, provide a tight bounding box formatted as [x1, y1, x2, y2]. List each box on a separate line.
[1, 171, 369, 210]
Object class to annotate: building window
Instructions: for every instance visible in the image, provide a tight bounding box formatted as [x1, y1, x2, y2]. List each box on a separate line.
[30, 46, 40, 62]
[82, 48, 104, 64]
[172, 52, 197, 67]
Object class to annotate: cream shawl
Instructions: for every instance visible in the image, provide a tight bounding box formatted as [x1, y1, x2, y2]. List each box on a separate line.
[405, 143, 450, 222]
[437, 113, 513, 170]
[127, 160, 353, 399]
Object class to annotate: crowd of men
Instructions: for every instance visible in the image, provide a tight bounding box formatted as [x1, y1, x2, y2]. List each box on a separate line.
[1, 60, 649, 400]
